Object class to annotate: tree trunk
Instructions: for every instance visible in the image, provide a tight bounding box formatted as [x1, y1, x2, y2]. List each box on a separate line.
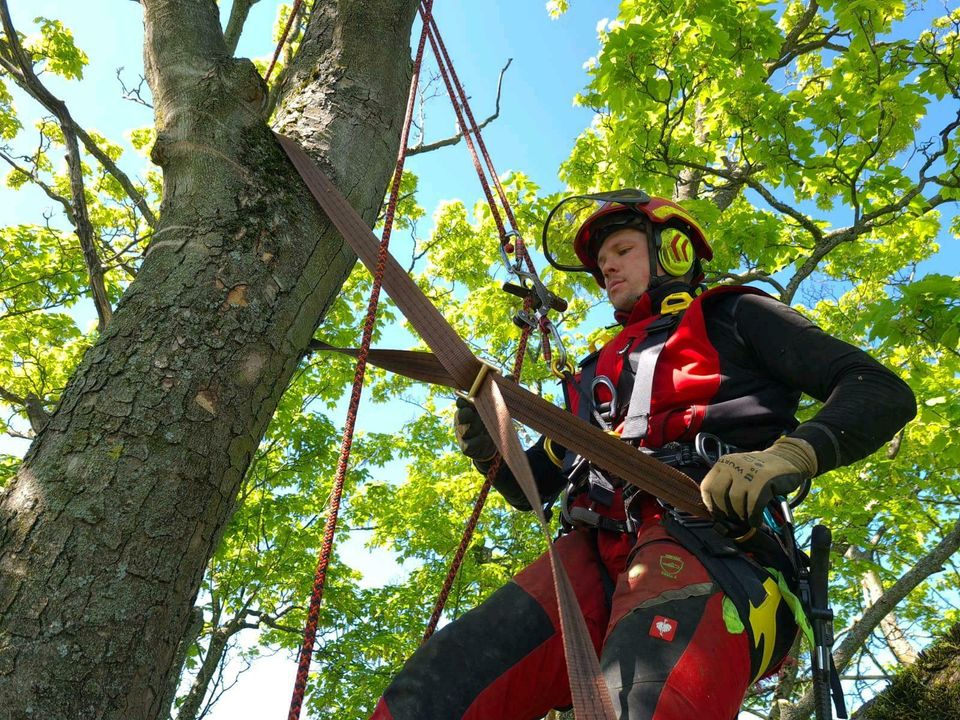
[0, 1, 418, 717]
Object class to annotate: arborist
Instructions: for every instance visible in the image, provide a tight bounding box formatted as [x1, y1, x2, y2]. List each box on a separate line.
[369, 190, 916, 720]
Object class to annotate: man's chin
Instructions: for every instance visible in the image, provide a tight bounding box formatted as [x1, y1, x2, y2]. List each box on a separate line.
[611, 293, 641, 312]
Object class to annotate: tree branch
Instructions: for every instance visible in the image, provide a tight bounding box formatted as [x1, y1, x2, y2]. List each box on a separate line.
[710, 269, 787, 297]
[0, 384, 50, 434]
[175, 614, 246, 720]
[779, 100, 957, 302]
[74, 123, 157, 228]
[0, 2, 113, 330]
[224, 0, 260, 56]
[847, 545, 919, 665]
[776, 0, 821, 63]
[768, 28, 847, 76]
[406, 58, 512, 157]
[0, 22, 156, 228]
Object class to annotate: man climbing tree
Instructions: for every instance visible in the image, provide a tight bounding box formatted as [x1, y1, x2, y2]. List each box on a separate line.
[370, 191, 917, 719]
[0, 0, 956, 717]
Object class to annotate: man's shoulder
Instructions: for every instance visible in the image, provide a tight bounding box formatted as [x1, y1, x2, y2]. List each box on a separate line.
[697, 285, 781, 317]
[698, 284, 772, 304]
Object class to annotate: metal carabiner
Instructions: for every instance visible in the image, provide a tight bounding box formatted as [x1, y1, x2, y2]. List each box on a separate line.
[694, 432, 725, 465]
[542, 317, 571, 378]
[590, 375, 619, 421]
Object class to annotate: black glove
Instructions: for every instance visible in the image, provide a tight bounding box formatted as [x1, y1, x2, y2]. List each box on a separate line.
[454, 397, 497, 473]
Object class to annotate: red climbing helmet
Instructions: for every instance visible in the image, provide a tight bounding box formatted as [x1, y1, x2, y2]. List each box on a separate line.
[542, 190, 713, 288]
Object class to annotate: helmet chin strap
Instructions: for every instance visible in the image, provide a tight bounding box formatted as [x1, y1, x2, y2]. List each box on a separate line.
[647, 274, 668, 291]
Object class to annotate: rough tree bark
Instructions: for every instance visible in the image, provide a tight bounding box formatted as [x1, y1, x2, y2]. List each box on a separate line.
[0, 0, 418, 717]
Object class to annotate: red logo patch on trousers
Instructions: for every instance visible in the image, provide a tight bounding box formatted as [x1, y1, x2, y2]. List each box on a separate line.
[649, 615, 678, 641]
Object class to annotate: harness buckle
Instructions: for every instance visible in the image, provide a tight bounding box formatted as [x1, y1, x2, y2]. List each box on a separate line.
[455, 360, 498, 403]
[564, 505, 630, 534]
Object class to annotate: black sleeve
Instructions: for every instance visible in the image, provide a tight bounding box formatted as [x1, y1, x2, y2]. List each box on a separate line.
[730, 293, 916, 473]
[488, 435, 567, 511]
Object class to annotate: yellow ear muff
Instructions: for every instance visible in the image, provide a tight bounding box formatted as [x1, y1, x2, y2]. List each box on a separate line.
[658, 227, 695, 276]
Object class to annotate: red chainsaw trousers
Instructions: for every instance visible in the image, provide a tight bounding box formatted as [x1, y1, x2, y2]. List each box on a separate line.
[369, 519, 789, 720]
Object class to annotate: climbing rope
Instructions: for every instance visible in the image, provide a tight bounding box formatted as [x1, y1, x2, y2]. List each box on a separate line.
[264, 0, 307, 84]
[284, 3, 435, 718]
[414, 1, 551, 641]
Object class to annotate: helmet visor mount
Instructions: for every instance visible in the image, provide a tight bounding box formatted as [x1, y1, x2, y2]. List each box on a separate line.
[542, 190, 652, 273]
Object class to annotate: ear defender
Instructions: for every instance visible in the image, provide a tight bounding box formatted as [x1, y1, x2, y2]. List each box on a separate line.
[657, 226, 696, 276]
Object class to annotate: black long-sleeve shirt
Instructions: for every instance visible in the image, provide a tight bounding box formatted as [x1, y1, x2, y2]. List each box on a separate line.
[491, 289, 916, 511]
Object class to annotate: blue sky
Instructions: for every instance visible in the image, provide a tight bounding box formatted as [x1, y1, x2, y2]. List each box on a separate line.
[1, 0, 611, 223]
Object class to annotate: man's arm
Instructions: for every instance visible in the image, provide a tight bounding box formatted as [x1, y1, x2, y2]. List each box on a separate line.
[728, 293, 916, 473]
[487, 436, 567, 511]
[700, 293, 916, 527]
[454, 397, 567, 511]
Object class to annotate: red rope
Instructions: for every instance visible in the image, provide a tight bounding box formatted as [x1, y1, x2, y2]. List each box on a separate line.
[285, 3, 435, 718]
[283, 0, 558, 699]
[417, 0, 551, 642]
[264, 0, 306, 83]
[421, 320, 534, 641]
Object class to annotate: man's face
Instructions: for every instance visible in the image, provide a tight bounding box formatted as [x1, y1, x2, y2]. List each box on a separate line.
[596, 227, 651, 311]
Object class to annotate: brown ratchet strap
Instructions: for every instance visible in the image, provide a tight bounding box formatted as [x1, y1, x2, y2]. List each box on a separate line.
[313, 340, 704, 510]
[278, 133, 705, 718]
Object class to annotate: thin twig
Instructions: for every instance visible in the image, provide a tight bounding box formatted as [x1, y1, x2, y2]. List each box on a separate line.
[115, 66, 153, 108]
[406, 58, 512, 157]
[0, 149, 75, 221]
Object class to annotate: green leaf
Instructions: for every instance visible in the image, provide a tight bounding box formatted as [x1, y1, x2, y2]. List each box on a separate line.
[27, 17, 89, 80]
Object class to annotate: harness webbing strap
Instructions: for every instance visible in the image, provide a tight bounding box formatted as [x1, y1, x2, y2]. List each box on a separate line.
[620, 316, 678, 441]
[278, 133, 619, 719]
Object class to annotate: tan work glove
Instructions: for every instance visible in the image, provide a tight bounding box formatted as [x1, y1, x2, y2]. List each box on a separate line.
[700, 436, 817, 528]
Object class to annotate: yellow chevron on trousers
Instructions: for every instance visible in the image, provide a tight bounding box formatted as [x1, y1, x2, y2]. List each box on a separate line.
[748, 576, 782, 682]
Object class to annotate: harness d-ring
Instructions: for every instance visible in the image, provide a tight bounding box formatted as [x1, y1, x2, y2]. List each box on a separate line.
[590, 375, 619, 420]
